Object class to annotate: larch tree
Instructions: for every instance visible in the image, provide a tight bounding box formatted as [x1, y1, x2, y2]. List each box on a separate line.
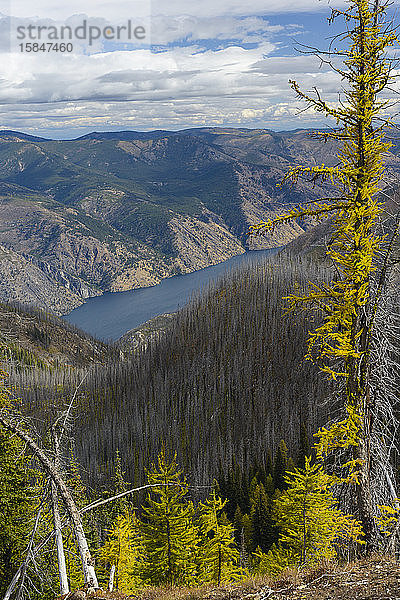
[0, 426, 36, 594]
[250, 0, 399, 550]
[139, 451, 198, 586]
[97, 511, 144, 593]
[273, 440, 288, 491]
[196, 491, 242, 584]
[252, 458, 364, 573]
[273, 458, 364, 565]
[249, 481, 277, 553]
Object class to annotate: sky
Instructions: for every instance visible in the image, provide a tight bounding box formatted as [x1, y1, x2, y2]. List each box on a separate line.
[0, 0, 399, 138]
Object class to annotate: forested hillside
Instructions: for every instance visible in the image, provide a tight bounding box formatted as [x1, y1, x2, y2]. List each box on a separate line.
[2, 0, 400, 595]
[2, 126, 400, 313]
[0, 300, 117, 367]
[11, 255, 332, 488]
[4, 253, 398, 597]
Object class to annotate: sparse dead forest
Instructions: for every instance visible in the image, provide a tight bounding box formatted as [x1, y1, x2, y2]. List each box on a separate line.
[8, 255, 334, 488]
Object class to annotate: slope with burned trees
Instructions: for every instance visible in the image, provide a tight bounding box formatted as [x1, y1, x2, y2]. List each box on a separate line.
[9, 255, 333, 490]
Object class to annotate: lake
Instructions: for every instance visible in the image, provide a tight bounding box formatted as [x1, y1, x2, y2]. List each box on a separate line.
[64, 249, 278, 341]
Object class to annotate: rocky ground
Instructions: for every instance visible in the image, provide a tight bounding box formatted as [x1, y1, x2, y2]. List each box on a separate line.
[60, 557, 400, 600]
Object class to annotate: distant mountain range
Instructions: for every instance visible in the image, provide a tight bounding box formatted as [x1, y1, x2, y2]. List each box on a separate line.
[1, 126, 400, 314]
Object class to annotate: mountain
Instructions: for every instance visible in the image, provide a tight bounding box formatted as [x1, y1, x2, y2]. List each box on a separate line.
[0, 300, 116, 368]
[0, 131, 49, 142]
[1, 127, 400, 314]
[15, 255, 333, 487]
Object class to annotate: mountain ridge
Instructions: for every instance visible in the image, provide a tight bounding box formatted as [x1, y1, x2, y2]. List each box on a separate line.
[1, 127, 400, 314]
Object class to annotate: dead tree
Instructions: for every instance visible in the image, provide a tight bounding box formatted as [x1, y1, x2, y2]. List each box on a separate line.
[51, 426, 69, 595]
[0, 415, 98, 588]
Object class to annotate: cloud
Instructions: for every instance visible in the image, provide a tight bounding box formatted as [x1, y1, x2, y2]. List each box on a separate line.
[8, 0, 347, 20]
[151, 16, 286, 45]
[2, 0, 398, 136]
[0, 42, 349, 136]
[0, 44, 277, 103]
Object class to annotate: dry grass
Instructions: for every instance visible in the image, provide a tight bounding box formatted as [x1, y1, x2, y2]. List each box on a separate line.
[61, 556, 399, 600]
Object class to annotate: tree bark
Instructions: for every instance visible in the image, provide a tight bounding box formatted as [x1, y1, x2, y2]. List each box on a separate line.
[0, 415, 98, 587]
[51, 425, 69, 595]
[51, 481, 69, 595]
[108, 565, 116, 592]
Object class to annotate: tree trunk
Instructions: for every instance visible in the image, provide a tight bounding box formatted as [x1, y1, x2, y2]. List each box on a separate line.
[0, 416, 98, 587]
[108, 565, 116, 592]
[51, 481, 69, 595]
[51, 426, 69, 595]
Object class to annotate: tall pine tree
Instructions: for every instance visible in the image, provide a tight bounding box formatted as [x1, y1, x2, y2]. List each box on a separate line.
[249, 482, 277, 553]
[274, 458, 364, 565]
[0, 426, 36, 594]
[97, 511, 144, 593]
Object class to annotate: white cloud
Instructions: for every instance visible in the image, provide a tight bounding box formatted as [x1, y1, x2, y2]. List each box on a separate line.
[151, 16, 285, 45]
[2, 0, 398, 136]
[8, 0, 347, 20]
[0, 43, 349, 135]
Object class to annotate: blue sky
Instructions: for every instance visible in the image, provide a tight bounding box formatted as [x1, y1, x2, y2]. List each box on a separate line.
[0, 0, 398, 138]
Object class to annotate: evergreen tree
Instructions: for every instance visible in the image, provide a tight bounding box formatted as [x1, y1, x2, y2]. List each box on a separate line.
[140, 451, 198, 586]
[251, 0, 399, 549]
[241, 514, 253, 555]
[196, 491, 242, 585]
[112, 450, 132, 516]
[233, 505, 243, 545]
[273, 440, 288, 491]
[97, 511, 144, 593]
[273, 458, 364, 565]
[264, 451, 273, 478]
[0, 426, 35, 594]
[249, 482, 278, 553]
[297, 423, 311, 468]
[264, 474, 275, 497]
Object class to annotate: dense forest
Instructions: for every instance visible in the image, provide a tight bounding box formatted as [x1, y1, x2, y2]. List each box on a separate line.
[0, 213, 398, 596]
[0, 253, 343, 597]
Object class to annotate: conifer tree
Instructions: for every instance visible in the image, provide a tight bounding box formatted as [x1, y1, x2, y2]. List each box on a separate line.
[273, 440, 288, 491]
[0, 427, 35, 594]
[97, 511, 144, 593]
[273, 458, 364, 565]
[140, 451, 198, 586]
[241, 514, 253, 555]
[249, 482, 277, 553]
[264, 474, 275, 497]
[297, 423, 311, 468]
[251, 0, 399, 548]
[264, 451, 273, 478]
[233, 505, 244, 543]
[111, 450, 132, 517]
[233, 506, 251, 567]
[196, 491, 242, 584]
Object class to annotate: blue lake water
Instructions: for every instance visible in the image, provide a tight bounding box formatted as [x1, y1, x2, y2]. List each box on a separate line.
[64, 249, 278, 341]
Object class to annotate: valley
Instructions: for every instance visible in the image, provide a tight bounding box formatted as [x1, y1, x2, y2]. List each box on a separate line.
[0, 127, 399, 598]
[0, 126, 383, 315]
